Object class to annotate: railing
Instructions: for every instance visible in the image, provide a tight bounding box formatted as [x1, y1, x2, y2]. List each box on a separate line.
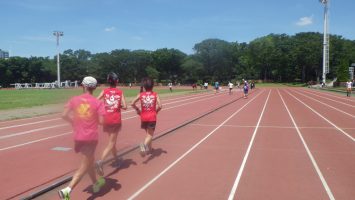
[11, 81, 79, 89]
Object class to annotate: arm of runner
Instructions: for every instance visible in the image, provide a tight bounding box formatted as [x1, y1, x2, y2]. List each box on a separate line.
[121, 94, 127, 110]
[131, 94, 141, 114]
[98, 101, 105, 125]
[62, 106, 73, 124]
[156, 94, 162, 113]
[97, 90, 104, 100]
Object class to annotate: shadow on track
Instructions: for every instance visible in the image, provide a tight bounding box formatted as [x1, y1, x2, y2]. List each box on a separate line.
[83, 177, 121, 200]
[143, 148, 168, 164]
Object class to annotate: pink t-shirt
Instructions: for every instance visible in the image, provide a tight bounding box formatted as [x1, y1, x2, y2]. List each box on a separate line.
[66, 93, 105, 141]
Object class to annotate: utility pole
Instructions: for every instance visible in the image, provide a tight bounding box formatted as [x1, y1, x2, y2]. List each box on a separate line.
[53, 31, 64, 87]
[319, 0, 329, 85]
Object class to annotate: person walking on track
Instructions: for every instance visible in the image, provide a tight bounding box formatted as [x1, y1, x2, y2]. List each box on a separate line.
[214, 81, 219, 94]
[228, 81, 234, 95]
[168, 82, 173, 92]
[131, 77, 162, 157]
[243, 80, 249, 99]
[58, 76, 106, 200]
[95, 72, 127, 176]
[346, 80, 352, 97]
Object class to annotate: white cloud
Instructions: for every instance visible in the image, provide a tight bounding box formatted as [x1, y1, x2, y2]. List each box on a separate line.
[296, 16, 313, 26]
[104, 27, 116, 32]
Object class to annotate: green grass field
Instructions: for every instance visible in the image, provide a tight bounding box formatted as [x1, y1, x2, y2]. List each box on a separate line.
[0, 87, 196, 110]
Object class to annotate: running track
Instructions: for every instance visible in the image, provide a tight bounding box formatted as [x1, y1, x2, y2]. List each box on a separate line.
[0, 88, 354, 200]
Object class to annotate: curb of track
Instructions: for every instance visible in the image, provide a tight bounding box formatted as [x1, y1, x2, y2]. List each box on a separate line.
[20, 89, 258, 200]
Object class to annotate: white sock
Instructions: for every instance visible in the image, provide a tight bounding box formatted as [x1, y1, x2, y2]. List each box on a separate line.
[63, 187, 72, 193]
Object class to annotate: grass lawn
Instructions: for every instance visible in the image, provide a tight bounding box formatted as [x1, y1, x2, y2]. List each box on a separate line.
[0, 87, 197, 110]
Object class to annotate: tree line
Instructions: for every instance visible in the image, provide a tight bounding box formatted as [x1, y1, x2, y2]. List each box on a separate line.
[1, 32, 355, 88]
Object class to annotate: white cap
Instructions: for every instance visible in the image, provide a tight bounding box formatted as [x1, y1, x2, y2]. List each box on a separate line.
[82, 76, 97, 88]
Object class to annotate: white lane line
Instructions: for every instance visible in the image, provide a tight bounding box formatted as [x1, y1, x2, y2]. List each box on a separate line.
[190, 123, 355, 131]
[0, 118, 61, 130]
[127, 90, 265, 200]
[228, 90, 271, 200]
[293, 90, 355, 118]
[300, 89, 355, 108]
[278, 89, 335, 200]
[286, 90, 355, 142]
[0, 124, 67, 140]
[305, 88, 355, 103]
[0, 132, 71, 151]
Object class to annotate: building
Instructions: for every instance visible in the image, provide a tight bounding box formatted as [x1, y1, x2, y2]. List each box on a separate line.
[0, 49, 9, 59]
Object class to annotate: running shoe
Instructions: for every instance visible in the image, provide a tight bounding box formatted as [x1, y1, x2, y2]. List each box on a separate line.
[145, 144, 152, 155]
[139, 143, 146, 157]
[95, 160, 104, 176]
[93, 177, 106, 193]
[58, 189, 70, 200]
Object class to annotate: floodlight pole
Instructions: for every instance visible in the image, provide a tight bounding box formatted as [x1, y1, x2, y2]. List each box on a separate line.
[320, 0, 329, 85]
[53, 31, 63, 87]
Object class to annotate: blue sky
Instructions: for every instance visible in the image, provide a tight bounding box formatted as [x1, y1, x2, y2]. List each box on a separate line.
[1, 0, 354, 57]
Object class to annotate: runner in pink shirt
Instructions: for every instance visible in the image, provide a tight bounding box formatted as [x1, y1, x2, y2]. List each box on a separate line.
[95, 72, 127, 176]
[58, 76, 105, 200]
[131, 77, 162, 156]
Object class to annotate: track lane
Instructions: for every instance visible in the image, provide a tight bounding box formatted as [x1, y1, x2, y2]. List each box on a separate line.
[280, 89, 355, 199]
[234, 89, 331, 200]
[3, 87, 354, 200]
[298, 88, 355, 109]
[304, 88, 355, 104]
[33, 89, 265, 200]
[128, 90, 266, 200]
[2, 90, 245, 200]
[285, 89, 355, 140]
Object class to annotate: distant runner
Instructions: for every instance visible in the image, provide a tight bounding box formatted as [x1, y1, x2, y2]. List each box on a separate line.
[346, 80, 352, 97]
[228, 81, 234, 95]
[131, 77, 162, 156]
[243, 80, 249, 99]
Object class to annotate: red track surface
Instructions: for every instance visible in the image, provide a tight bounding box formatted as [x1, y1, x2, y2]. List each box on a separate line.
[0, 88, 354, 200]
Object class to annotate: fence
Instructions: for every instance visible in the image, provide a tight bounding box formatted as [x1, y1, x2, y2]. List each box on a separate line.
[11, 81, 79, 89]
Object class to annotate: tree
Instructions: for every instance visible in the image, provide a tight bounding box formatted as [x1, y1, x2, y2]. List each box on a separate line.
[145, 66, 160, 80]
[181, 56, 204, 83]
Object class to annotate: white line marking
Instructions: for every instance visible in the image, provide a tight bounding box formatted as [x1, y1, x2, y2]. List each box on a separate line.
[0, 132, 71, 151]
[299, 89, 355, 108]
[0, 124, 67, 140]
[306, 88, 355, 103]
[127, 90, 265, 200]
[286, 90, 355, 142]
[278, 89, 335, 200]
[0, 118, 61, 130]
[190, 123, 355, 130]
[293, 90, 355, 118]
[228, 90, 271, 200]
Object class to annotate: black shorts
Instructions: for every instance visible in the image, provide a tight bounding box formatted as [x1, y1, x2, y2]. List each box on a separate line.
[74, 141, 98, 156]
[141, 121, 156, 130]
[103, 123, 122, 133]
